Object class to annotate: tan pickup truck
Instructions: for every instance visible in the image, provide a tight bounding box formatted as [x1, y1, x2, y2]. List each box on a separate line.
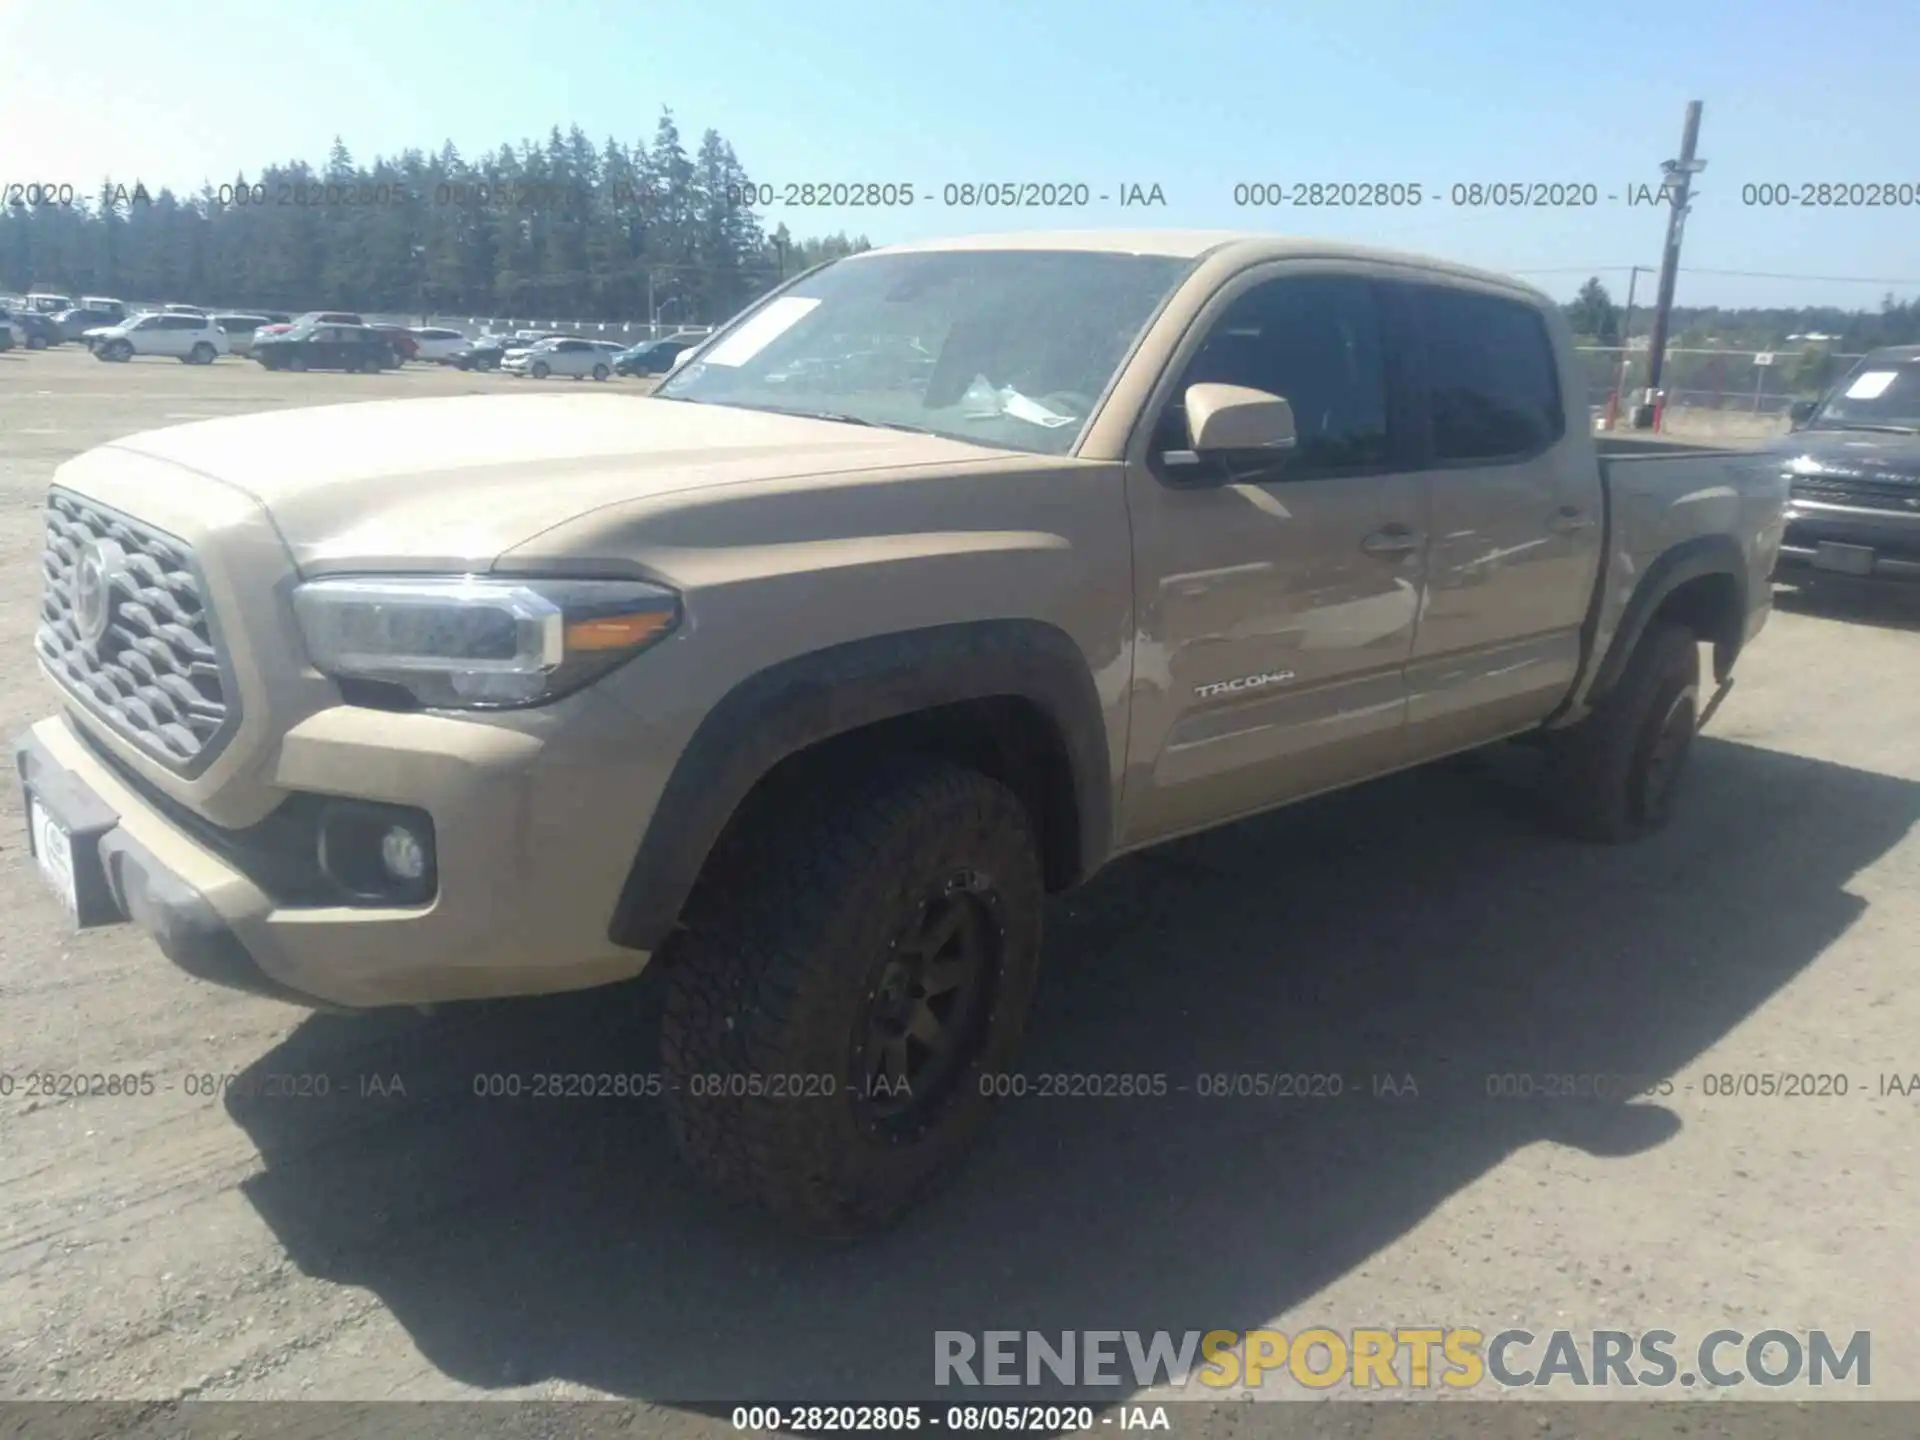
[17, 231, 1788, 1230]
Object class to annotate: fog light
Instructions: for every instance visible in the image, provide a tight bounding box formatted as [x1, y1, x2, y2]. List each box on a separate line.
[381, 826, 426, 881]
[316, 801, 437, 904]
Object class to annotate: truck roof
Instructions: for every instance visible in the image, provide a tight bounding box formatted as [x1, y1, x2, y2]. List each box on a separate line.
[1862, 344, 1920, 363]
[862, 229, 1547, 301]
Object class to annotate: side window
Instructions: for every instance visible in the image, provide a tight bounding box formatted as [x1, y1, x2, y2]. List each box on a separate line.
[1153, 275, 1391, 478]
[1413, 287, 1565, 462]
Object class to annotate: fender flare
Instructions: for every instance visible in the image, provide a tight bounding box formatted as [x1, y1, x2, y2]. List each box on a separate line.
[607, 620, 1113, 952]
[1586, 533, 1748, 704]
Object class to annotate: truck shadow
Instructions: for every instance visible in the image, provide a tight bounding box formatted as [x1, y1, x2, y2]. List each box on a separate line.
[225, 735, 1918, 1403]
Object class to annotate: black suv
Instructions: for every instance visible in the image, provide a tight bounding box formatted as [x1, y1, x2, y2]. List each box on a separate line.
[1772, 346, 1920, 584]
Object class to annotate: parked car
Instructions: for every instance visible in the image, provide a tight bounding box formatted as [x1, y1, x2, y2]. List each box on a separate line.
[444, 334, 525, 371]
[503, 336, 616, 380]
[87, 311, 229, 363]
[55, 300, 128, 343]
[613, 337, 695, 376]
[406, 326, 471, 363]
[15, 231, 1788, 1232]
[253, 322, 395, 372]
[0, 318, 17, 351]
[1771, 345, 1920, 584]
[367, 324, 418, 364]
[212, 314, 274, 356]
[25, 292, 74, 315]
[0, 307, 61, 349]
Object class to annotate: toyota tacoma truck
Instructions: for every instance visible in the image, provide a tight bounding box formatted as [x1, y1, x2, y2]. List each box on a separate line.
[1772, 344, 1920, 583]
[16, 231, 1787, 1231]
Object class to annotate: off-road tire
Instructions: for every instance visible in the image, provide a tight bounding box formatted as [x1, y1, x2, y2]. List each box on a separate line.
[659, 755, 1045, 1234]
[1541, 620, 1701, 842]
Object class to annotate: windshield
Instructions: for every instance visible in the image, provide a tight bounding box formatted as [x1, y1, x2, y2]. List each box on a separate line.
[656, 249, 1196, 455]
[1808, 361, 1920, 432]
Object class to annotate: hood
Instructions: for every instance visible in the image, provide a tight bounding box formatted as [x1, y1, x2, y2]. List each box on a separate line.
[1768, 427, 1920, 482]
[85, 392, 1012, 572]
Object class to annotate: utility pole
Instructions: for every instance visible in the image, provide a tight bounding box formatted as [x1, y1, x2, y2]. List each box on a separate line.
[1607, 264, 1644, 428]
[1635, 100, 1705, 428]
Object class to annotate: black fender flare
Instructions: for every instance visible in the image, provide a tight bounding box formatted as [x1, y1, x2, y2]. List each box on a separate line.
[607, 620, 1113, 952]
[1587, 533, 1748, 704]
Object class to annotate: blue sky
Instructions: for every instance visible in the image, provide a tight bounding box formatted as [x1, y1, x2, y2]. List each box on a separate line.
[3, 0, 1916, 308]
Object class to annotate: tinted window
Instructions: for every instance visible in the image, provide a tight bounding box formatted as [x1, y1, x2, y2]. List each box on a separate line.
[1413, 287, 1565, 461]
[1154, 274, 1391, 476]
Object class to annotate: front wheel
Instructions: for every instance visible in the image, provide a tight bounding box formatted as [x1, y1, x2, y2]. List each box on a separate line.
[287, 352, 308, 372]
[106, 340, 133, 362]
[531, 360, 550, 379]
[1541, 620, 1701, 842]
[660, 756, 1045, 1234]
[27, 335, 47, 351]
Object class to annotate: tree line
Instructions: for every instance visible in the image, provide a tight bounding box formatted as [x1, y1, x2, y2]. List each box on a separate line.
[0, 111, 870, 323]
[1566, 275, 1920, 397]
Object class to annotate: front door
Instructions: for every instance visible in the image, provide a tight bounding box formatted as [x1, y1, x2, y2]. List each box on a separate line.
[1120, 267, 1429, 846]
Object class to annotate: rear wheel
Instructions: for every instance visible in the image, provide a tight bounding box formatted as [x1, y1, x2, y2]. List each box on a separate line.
[1541, 620, 1701, 842]
[592, 363, 609, 381]
[660, 756, 1045, 1234]
[190, 342, 216, 364]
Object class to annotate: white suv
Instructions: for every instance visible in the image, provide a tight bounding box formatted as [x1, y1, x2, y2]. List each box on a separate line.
[502, 336, 620, 380]
[407, 326, 471, 362]
[89, 312, 231, 364]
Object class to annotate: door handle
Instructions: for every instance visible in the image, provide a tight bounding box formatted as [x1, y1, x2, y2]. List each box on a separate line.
[1360, 525, 1422, 557]
[1547, 506, 1595, 534]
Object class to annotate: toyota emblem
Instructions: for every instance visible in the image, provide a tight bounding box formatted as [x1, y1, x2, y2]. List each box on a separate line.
[71, 538, 128, 646]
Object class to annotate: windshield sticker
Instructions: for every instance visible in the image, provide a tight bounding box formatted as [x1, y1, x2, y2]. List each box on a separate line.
[701, 296, 822, 367]
[1844, 370, 1898, 400]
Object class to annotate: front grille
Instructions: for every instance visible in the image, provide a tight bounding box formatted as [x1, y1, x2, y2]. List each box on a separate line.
[1791, 473, 1920, 511]
[36, 489, 236, 773]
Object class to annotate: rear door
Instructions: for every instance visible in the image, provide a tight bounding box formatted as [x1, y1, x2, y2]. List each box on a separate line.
[1119, 265, 1428, 846]
[1396, 281, 1605, 758]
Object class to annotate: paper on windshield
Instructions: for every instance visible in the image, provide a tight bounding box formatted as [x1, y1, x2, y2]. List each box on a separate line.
[1844, 370, 1898, 400]
[957, 374, 1079, 427]
[701, 296, 821, 367]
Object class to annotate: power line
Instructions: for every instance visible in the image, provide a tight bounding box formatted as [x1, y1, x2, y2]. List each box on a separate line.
[1514, 263, 1920, 287]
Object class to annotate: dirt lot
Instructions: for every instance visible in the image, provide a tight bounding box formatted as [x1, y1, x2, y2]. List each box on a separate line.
[1, 347, 1918, 1426]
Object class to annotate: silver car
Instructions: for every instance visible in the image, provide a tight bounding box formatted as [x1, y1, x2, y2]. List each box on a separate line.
[501, 337, 622, 381]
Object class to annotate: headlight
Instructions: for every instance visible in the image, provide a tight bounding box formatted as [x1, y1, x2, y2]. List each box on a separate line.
[292, 576, 679, 709]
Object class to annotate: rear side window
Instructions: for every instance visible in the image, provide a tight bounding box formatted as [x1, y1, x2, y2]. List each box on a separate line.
[1413, 287, 1565, 462]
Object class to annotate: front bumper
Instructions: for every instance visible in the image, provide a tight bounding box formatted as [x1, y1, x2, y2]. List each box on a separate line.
[1778, 501, 1920, 581]
[15, 707, 654, 1010]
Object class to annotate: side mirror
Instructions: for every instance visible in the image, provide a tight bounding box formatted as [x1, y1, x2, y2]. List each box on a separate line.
[1787, 398, 1817, 429]
[1186, 382, 1297, 454]
[1160, 383, 1297, 481]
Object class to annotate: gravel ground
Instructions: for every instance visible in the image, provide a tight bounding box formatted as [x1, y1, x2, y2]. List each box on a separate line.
[0, 347, 1916, 1435]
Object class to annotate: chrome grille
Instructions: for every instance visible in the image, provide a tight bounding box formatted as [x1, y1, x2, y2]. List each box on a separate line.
[35, 489, 235, 772]
[1791, 474, 1920, 511]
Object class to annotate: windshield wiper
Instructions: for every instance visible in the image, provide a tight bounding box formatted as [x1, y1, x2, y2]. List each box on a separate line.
[1806, 422, 1920, 435]
[728, 403, 938, 435]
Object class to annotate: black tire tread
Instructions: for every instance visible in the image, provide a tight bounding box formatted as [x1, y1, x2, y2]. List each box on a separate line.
[1542, 620, 1700, 842]
[658, 754, 1041, 1233]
